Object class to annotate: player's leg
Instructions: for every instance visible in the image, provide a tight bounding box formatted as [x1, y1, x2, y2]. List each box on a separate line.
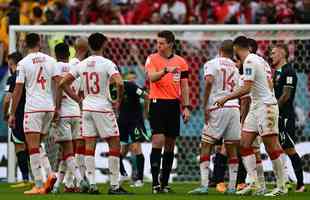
[214, 144, 228, 193]
[129, 142, 144, 187]
[120, 144, 129, 179]
[52, 147, 66, 193]
[279, 117, 304, 192]
[74, 139, 86, 178]
[253, 145, 266, 192]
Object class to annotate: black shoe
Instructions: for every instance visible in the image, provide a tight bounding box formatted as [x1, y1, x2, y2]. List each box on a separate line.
[152, 185, 162, 194]
[161, 186, 174, 193]
[108, 186, 132, 195]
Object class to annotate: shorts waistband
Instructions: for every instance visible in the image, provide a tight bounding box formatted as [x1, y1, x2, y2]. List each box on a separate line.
[150, 99, 180, 104]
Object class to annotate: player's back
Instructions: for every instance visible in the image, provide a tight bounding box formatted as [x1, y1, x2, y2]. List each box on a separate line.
[17, 52, 57, 112]
[56, 61, 81, 117]
[204, 57, 239, 110]
[243, 53, 276, 105]
[77, 55, 119, 112]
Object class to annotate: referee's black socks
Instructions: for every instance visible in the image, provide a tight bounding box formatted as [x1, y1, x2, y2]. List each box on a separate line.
[136, 154, 145, 181]
[212, 153, 227, 184]
[161, 151, 174, 187]
[288, 153, 304, 188]
[16, 150, 29, 181]
[150, 148, 162, 186]
[119, 156, 128, 177]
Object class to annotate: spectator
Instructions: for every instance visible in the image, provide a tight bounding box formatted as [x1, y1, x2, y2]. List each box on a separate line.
[53, 1, 70, 24]
[194, 0, 215, 24]
[31, 6, 44, 25]
[132, 0, 161, 24]
[150, 11, 161, 24]
[96, 0, 123, 24]
[160, 0, 187, 24]
[235, 0, 252, 24]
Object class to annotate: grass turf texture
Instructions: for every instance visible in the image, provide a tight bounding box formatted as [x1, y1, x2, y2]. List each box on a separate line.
[0, 182, 308, 200]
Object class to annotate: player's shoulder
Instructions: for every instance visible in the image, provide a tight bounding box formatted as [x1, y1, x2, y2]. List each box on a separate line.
[204, 57, 219, 68]
[69, 57, 80, 66]
[283, 63, 296, 74]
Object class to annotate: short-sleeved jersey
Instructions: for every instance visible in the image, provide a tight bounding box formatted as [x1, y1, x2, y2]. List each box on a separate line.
[55, 62, 81, 117]
[16, 52, 60, 112]
[118, 81, 146, 124]
[204, 57, 240, 110]
[239, 75, 251, 99]
[145, 53, 188, 100]
[243, 54, 277, 105]
[70, 55, 119, 112]
[5, 72, 26, 117]
[273, 63, 297, 117]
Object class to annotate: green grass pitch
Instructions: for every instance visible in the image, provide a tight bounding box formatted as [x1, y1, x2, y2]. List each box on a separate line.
[0, 182, 308, 200]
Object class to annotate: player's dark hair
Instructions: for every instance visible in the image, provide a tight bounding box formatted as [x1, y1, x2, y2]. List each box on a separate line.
[8, 52, 23, 64]
[54, 42, 70, 61]
[88, 33, 107, 51]
[26, 33, 40, 49]
[233, 36, 249, 49]
[274, 43, 289, 60]
[158, 30, 175, 46]
[220, 40, 234, 58]
[247, 38, 258, 53]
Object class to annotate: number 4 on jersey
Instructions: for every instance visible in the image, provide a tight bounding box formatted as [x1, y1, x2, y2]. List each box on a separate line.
[37, 67, 47, 90]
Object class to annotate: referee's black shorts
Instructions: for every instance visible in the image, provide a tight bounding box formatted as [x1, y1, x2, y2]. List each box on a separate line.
[278, 116, 296, 149]
[149, 99, 180, 138]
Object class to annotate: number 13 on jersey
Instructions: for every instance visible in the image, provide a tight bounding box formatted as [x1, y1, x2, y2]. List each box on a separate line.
[83, 72, 100, 94]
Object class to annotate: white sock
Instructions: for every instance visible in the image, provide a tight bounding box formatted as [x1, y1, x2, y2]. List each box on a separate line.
[66, 156, 83, 185]
[228, 161, 239, 190]
[242, 154, 258, 185]
[64, 170, 75, 188]
[40, 146, 52, 176]
[84, 155, 96, 185]
[54, 160, 66, 188]
[200, 160, 209, 187]
[280, 154, 289, 183]
[109, 156, 120, 188]
[271, 156, 285, 188]
[30, 153, 43, 188]
[256, 162, 266, 189]
[76, 154, 86, 178]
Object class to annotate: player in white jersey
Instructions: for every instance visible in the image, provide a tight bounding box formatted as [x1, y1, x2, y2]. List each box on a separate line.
[189, 40, 240, 195]
[59, 33, 130, 195]
[8, 33, 59, 195]
[215, 36, 287, 196]
[51, 43, 88, 193]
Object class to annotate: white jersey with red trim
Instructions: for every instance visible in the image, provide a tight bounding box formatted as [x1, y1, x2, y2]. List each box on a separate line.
[69, 57, 80, 66]
[56, 62, 81, 117]
[243, 53, 277, 105]
[239, 75, 251, 99]
[70, 55, 119, 112]
[16, 52, 59, 112]
[203, 57, 240, 110]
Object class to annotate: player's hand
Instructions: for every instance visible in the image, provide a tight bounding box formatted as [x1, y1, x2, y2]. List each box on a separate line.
[8, 115, 16, 129]
[52, 110, 60, 125]
[214, 97, 227, 108]
[182, 107, 190, 124]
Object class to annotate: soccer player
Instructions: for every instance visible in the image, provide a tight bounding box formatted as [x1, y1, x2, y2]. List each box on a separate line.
[52, 42, 88, 193]
[116, 71, 150, 187]
[59, 33, 130, 195]
[3, 52, 31, 188]
[8, 33, 59, 195]
[188, 40, 240, 195]
[215, 36, 287, 196]
[271, 44, 305, 192]
[145, 30, 190, 193]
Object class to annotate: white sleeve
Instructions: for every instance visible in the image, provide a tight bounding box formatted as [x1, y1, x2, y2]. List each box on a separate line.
[107, 61, 119, 77]
[16, 64, 25, 83]
[53, 61, 62, 78]
[204, 61, 216, 78]
[243, 59, 255, 82]
[69, 63, 80, 78]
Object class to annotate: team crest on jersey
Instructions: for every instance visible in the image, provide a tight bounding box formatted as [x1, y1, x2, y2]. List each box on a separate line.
[286, 76, 293, 84]
[245, 68, 252, 75]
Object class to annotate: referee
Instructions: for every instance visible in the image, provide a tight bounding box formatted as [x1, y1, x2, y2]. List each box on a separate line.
[145, 30, 190, 193]
[271, 44, 305, 192]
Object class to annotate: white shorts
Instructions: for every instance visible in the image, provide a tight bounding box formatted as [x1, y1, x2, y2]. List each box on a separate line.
[55, 117, 82, 142]
[202, 107, 241, 144]
[82, 111, 119, 139]
[24, 112, 54, 134]
[243, 104, 279, 136]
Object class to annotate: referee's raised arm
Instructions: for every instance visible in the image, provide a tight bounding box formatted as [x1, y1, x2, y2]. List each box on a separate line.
[145, 30, 190, 194]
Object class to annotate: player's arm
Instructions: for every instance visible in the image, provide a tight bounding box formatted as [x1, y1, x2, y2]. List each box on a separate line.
[111, 73, 124, 104]
[203, 75, 214, 122]
[2, 92, 11, 121]
[180, 63, 190, 123]
[240, 96, 251, 124]
[277, 70, 296, 108]
[8, 83, 23, 128]
[59, 73, 81, 103]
